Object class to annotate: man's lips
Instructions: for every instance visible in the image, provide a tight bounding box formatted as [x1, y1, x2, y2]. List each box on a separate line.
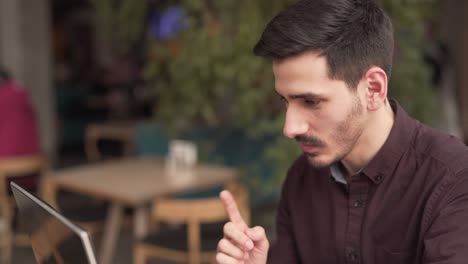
[299, 143, 320, 153]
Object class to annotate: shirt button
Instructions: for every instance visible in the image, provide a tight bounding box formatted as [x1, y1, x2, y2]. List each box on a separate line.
[348, 251, 359, 262]
[353, 199, 363, 208]
[375, 175, 383, 183]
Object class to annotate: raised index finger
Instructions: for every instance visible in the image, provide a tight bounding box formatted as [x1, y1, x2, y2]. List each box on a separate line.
[219, 190, 248, 229]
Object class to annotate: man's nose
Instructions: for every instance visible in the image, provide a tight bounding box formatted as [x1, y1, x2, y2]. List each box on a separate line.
[283, 107, 308, 139]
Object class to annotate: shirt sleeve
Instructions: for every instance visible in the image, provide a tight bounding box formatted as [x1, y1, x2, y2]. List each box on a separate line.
[423, 169, 468, 263]
[267, 170, 301, 264]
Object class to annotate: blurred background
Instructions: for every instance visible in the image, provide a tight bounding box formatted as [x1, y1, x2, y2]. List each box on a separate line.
[0, 0, 466, 263]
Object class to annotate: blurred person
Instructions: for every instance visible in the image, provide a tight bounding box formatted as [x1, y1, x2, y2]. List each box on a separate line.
[0, 66, 40, 190]
[216, 0, 468, 264]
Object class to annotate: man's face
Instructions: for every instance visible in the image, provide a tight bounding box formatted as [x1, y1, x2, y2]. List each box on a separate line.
[273, 51, 367, 168]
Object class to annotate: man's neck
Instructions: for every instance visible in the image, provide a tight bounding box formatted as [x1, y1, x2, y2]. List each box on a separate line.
[341, 100, 395, 176]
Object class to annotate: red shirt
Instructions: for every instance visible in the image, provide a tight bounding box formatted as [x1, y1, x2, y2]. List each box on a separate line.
[0, 81, 39, 157]
[0, 81, 40, 191]
[269, 100, 468, 264]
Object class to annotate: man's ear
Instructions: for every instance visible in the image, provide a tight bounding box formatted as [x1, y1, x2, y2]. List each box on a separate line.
[362, 67, 388, 111]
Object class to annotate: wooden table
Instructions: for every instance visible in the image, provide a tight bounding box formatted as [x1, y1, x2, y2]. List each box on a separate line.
[45, 157, 237, 264]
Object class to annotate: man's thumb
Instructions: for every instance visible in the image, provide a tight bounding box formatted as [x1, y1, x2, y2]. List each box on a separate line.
[246, 226, 269, 250]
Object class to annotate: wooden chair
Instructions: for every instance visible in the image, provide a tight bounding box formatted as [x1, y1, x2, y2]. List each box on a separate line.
[85, 123, 135, 161]
[84, 122, 140, 233]
[134, 181, 250, 264]
[0, 216, 10, 264]
[0, 154, 47, 264]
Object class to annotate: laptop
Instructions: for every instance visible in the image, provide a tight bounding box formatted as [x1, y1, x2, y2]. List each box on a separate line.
[11, 182, 98, 264]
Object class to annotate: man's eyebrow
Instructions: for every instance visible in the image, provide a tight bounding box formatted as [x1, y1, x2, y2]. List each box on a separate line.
[275, 91, 323, 100]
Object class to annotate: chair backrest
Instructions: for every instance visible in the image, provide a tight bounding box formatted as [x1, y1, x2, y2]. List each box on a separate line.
[134, 122, 170, 157]
[85, 124, 135, 161]
[0, 155, 45, 174]
[153, 181, 249, 224]
[151, 181, 250, 263]
[0, 154, 47, 217]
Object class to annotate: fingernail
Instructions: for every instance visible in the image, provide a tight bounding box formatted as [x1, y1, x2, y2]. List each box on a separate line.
[245, 240, 254, 250]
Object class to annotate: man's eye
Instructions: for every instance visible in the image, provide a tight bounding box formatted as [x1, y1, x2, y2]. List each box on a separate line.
[304, 99, 320, 107]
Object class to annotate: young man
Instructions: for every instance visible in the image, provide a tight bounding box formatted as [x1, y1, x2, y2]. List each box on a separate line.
[216, 0, 468, 263]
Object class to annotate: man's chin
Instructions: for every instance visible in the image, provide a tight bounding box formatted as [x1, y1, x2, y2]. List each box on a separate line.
[305, 152, 333, 169]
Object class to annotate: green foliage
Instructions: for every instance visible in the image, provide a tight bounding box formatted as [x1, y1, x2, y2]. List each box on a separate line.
[146, 0, 294, 130]
[378, 0, 438, 124]
[95, 0, 148, 54]
[144, 0, 300, 203]
[97, 0, 438, 202]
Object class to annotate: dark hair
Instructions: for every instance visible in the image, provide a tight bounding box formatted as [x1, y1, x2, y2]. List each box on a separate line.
[254, 0, 394, 89]
[0, 65, 11, 83]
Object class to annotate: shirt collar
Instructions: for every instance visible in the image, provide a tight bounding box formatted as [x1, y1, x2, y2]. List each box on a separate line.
[330, 163, 348, 185]
[360, 99, 418, 184]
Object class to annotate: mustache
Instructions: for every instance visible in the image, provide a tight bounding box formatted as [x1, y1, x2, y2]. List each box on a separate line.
[295, 135, 326, 147]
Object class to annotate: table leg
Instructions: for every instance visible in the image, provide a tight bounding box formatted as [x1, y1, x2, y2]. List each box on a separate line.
[98, 203, 123, 264]
[134, 205, 149, 239]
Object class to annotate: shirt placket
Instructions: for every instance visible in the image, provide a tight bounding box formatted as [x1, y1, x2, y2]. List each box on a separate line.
[344, 176, 370, 264]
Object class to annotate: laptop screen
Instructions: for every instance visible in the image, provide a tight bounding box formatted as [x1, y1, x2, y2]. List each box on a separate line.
[11, 182, 97, 264]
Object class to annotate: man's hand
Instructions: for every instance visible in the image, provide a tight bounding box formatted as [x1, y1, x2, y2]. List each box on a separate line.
[216, 190, 269, 264]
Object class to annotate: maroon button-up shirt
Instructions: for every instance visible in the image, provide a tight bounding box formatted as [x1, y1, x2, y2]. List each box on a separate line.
[268, 100, 468, 264]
